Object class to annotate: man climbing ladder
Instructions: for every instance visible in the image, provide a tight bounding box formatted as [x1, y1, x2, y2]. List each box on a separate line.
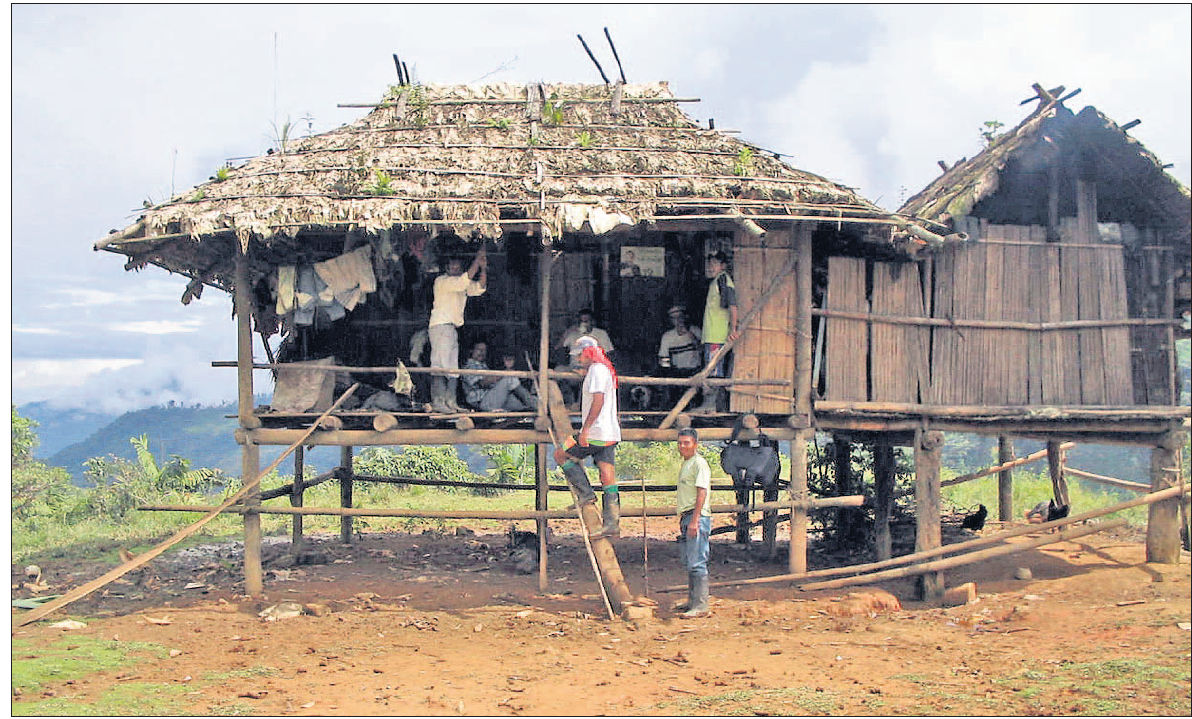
[554, 335, 622, 540]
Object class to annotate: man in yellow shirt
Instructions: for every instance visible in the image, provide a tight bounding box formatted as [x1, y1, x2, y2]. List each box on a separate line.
[696, 251, 738, 412]
[675, 428, 712, 617]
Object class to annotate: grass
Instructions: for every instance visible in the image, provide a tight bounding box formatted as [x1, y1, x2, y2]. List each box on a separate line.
[655, 687, 839, 715]
[941, 468, 1151, 526]
[12, 682, 190, 716]
[201, 665, 279, 682]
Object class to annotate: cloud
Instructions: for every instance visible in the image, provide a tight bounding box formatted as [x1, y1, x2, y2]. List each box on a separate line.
[12, 325, 64, 336]
[11, 359, 144, 397]
[107, 319, 205, 335]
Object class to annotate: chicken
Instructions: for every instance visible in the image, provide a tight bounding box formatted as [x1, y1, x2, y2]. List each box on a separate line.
[961, 504, 988, 531]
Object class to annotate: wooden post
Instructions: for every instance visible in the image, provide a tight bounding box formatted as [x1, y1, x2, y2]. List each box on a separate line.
[234, 251, 263, 597]
[537, 241, 552, 429]
[788, 432, 810, 573]
[1047, 440, 1070, 507]
[914, 430, 944, 600]
[340, 446, 354, 544]
[535, 443, 550, 591]
[1047, 164, 1060, 242]
[997, 435, 1014, 522]
[290, 445, 305, 552]
[734, 469, 750, 546]
[1075, 177, 1098, 243]
[873, 442, 895, 561]
[1146, 431, 1184, 563]
[834, 437, 855, 541]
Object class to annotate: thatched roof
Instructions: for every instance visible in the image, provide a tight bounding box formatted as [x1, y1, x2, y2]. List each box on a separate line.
[900, 99, 1191, 248]
[97, 82, 918, 286]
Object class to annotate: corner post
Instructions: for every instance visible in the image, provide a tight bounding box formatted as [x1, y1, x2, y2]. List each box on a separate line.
[915, 429, 944, 601]
[340, 446, 354, 544]
[1146, 431, 1185, 563]
[234, 249, 263, 597]
[1047, 440, 1070, 507]
[788, 222, 814, 574]
[997, 435, 1014, 522]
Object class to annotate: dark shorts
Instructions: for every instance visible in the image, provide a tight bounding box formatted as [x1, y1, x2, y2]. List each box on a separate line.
[563, 436, 617, 466]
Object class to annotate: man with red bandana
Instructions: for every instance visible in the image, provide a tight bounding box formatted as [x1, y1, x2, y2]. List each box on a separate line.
[554, 335, 622, 539]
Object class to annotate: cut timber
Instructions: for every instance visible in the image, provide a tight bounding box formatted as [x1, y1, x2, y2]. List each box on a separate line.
[15, 383, 361, 626]
[372, 412, 399, 432]
[943, 582, 977, 607]
[797, 518, 1126, 593]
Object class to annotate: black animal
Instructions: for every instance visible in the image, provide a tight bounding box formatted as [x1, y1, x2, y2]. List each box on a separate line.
[961, 504, 988, 531]
[508, 526, 540, 575]
[1046, 499, 1070, 521]
[719, 416, 781, 490]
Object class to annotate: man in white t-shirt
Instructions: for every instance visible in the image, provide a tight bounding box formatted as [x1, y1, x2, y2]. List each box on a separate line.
[553, 335, 622, 539]
[427, 246, 486, 413]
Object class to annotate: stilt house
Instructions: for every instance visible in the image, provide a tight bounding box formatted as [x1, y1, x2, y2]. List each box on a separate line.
[95, 81, 1188, 602]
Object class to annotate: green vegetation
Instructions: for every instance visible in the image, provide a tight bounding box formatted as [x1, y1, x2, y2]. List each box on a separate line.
[486, 117, 512, 131]
[941, 467, 1150, 526]
[363, 168, 397, 196]
[269, 116, 293, 155]
[576, 130, 594, 148]
[213, 166, 230, 182]
[542, 93, 565, 126]
[733, 147, 756, 177]
[655, 687, 839, 715]
[980, 119, 1005, 147]
[11, 637, 169, 694]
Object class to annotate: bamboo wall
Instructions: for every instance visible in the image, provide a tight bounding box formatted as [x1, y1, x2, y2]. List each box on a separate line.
[822, 223, 1161, 406]
[731, 230, 798, 413]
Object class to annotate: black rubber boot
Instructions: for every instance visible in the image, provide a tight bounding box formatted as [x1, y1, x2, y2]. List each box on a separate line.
[681, 573, 710, 618]
[561, 461, 596, 505]
[592, 489, 620, 539]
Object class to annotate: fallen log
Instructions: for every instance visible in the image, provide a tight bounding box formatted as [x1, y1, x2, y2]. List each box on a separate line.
[894, 442, 1075, 498]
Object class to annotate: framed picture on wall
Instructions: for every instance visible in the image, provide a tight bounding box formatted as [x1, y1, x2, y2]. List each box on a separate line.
[620, 246, 665, 277]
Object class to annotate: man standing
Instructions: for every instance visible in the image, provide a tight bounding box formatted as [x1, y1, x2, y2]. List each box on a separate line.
[427, 244, 486, 413]
[696, 251, 738, 413]
[657, 305, 702, 408]
[554, 335, 622, 539]
[675, 428, 712, 618]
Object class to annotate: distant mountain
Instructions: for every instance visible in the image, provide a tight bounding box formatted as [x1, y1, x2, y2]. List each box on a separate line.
[19, 401, 119, 458]
[39, 400, 491, 484]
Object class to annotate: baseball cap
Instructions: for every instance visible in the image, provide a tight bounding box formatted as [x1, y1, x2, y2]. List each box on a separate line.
[570, 335, 599, 356]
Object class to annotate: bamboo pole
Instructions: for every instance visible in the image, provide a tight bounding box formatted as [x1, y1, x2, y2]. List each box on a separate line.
[535, 443, 550, 592]
[661, 483, 1192, 592]
[660, 250, 802, 429]
[260, 469, 337, 501]
[14, 383, 361, 627]
[340, 446, 354, 544]
[140, 495, 864, 520]
[811, 309, 1180, 330]
[797, 519, 1126, 593]
[290, 446, 305, 551]
[242, 425, 807, 448]
[893, 441, 1075, 498]
[211, 360, 789, 387]
[813, 402, 1186, 419]
[1064, 466, 1150, 492]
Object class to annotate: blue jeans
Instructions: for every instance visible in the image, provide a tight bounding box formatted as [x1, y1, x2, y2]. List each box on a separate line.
[679, 511, 712, 577]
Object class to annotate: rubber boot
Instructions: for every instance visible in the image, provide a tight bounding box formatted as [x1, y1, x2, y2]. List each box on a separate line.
[591, 488, 620, 540]
[430, 376, 453, 413]
[445, 377, 464, 412]
[681, 573, 710, 618]
[672, 572, 692, 612]
[561, 461, 596, 505]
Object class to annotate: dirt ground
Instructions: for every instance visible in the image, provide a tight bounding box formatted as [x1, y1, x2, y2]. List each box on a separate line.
[11, 520, 1192, 716]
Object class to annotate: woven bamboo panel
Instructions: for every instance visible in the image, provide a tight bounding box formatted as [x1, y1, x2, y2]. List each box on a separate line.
[824, 256, 867, 401]
[730, 232, 797, 413]
[871, 262, 929, 402]
[928, 248, 956, 404]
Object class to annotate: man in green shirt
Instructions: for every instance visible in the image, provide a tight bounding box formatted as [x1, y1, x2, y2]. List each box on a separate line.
[696, 251, 738, 412]
[675, 428, 712, 618]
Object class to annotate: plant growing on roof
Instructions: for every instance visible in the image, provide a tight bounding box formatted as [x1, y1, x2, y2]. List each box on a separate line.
[542, 92, 565, 126]
[980, 119, 1005, 147]
[487, 117, 512, 131]
[576, 130, 594, 148]
[363, 168, 397, 196]
[213, 166, 230, 182]
[190, 190, 206, 202]
[733, 147, 756, 177]
[269, 116, 294, 155]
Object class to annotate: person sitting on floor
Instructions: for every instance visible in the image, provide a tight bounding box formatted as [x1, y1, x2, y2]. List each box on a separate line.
[461, 341, 535, 411]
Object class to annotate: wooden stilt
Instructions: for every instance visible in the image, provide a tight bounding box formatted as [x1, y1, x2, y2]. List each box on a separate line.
[340, 446, 354, 544]
[997, 435, 1014, 521]
[535, 443, 550, 592]
[290, 445, 305, 552]
[234, 251, 263, 597]
[834, 437, 856, 541]
[873, 442, 895, 561]
[1146, 431, 1184, 563]
[734, 470, 750, 546]
[914, 430, 944, 600]
[1047, 440, 1070, 507]
[788, 431, 810, 573]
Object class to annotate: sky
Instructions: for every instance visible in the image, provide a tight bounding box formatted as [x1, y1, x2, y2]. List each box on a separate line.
[6, 3, 1191, 415]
